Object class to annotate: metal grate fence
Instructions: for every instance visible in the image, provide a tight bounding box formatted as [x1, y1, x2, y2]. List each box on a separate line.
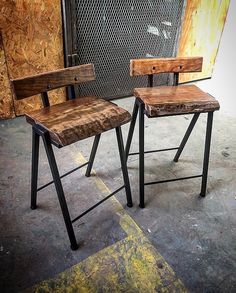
[75, 0, 185, 99]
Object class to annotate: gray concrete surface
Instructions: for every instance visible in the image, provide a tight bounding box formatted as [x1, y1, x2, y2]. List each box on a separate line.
[1, 97, 236, 292]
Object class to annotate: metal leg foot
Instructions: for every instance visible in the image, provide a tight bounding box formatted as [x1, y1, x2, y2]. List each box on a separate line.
[200, 112, 213, 197]
[70, 243, 79, 251]
[42, 132, 78, 250]
[31, 127, 40, 210]
[139, 103, 145, 208]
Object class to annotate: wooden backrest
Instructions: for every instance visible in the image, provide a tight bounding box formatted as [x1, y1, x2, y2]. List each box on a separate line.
[130, 57, 203, 76]
[11, 64, 95, 100]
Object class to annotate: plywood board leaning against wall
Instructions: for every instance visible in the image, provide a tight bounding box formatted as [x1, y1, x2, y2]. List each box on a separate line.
[0, 32, 15, 119]
[0, 0, 65, 117]
[177, 0, 230, 83]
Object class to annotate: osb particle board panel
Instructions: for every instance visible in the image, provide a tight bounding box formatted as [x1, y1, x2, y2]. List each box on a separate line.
[177, 0, 230, 83]
[0, 0, 65, 116]
[0, 32, 15, 119]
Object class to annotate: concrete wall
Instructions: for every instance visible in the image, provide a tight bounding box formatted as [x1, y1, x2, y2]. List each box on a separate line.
[195, 0, 235, 116]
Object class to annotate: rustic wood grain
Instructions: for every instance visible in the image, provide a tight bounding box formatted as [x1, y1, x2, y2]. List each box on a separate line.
[134, 85, 220, 117]
[130, 57, 203, 76]
[0, 0, 65, 115]
[26, 97, 131, 146]
[12, 64, 95, 100]
[0, 32, 15, 119]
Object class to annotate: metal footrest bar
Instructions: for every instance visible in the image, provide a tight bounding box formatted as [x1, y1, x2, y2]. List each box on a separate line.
[71, 185, 125, 223]
[129, 147, 179, 156]
[145, 174, 202, 186]
[37, 162, 89, 192]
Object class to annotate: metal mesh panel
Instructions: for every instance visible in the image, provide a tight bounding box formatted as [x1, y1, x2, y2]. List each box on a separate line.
[75, 0, 184, 99]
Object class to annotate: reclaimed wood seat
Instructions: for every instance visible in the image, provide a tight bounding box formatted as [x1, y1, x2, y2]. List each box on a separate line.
[11, 64, 133, 250]
[134, 85, 219, 117]
[125, 57, 220, 208]
[26, 96, 131, 147]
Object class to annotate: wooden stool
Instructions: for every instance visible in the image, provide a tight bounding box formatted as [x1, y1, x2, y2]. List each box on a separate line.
[11, 64, 133, 250]
[125, 57, 220, 208]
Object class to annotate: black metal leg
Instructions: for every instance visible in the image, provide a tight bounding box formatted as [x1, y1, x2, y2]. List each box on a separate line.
[174, 113, 200, 162]
[116, 127, 133, 207]
[42, 132, 78, 250]
[31, 127, 40, 210]
[125, 100, 139, 161]
[139, 103, 145, 208]
[200, 112, 213, 197]
[85, 134, 101, 177]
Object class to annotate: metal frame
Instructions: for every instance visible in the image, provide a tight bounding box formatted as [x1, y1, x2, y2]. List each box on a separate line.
[30, 125, 133, 250]
[61, 0, 80, 99]
[61, 0, 77, 67]
[126, 73, 215, 208]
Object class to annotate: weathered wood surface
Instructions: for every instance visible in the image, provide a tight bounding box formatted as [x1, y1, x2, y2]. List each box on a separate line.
[134, 85, 220, 117]
[177, 0, 230, 82]
[0, 0, 65, 116]
[0, 32, 14, 119]
[130, 57, 203, 76]
[12, 64, 95, 100]
[26, 97, 131, 146]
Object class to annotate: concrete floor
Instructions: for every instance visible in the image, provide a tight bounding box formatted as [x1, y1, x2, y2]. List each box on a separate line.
[0, 97, 236, 292]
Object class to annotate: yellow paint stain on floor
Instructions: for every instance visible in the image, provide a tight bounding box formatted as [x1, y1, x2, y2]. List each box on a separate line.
[27, 152, 187, 293]
[29, 234, 186, 293]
